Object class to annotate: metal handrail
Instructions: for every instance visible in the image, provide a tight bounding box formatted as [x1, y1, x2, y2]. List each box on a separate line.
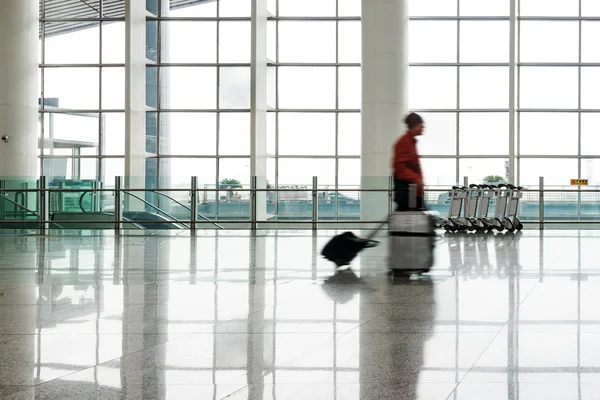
[79, 189, 189, 229]
[0, 193, 39, 217]
[148, 190, 224, 230]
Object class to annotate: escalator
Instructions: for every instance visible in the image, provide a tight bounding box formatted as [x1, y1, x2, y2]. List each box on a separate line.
[0, 189, 223, 231]
[76, 189, 223, 230]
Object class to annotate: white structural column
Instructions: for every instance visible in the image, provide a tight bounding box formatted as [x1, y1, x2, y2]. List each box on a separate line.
[124, 0, 147, 191]
[361, 0, 408, 223]
[0, 0, 39, 180]
[251, 0, 268, 223]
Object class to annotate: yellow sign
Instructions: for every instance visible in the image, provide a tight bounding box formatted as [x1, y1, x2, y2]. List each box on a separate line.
[571, 179, 589, 186]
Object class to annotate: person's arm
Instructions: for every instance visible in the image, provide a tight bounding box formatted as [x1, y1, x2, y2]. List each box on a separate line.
[393, 139, 422, 183]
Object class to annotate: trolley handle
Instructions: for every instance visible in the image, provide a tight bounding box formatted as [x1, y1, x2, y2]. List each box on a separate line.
[469, 184, 480, 189]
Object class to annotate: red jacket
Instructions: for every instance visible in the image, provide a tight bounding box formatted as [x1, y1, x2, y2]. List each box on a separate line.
[392, 132, 424, 196]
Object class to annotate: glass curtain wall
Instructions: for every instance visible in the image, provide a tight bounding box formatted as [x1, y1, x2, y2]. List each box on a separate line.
[39, 0, 126, 188]
[266, 0, 362, 195]
[517, 0, 600, 187]
[147, 0, 252, 209]
[409, 0, 511, 187]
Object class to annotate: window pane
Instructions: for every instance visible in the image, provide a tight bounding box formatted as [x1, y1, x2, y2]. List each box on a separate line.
[519, 0, 579, 17]
[169, 158, 217, 187]
[278, 113, 335, 155]
[581, 160, 600, 185]
[416, 113, 456, 156]
[219, 113, 250, 155]
[520, 113, 578, 155]
[102, 22, 125, 64]
[146, 21, 158, 62]
[582, 68, 600, 109]
[146, 67, 158, 109]
[519, 67, 578, 109]
[267, 112, 276, 155]
[218, 0, 251, 17]
[421, 159, 456, 186]
[278, 0, 336, 17]
[460, 22, 509, 63]
[267, 67, 276, 108]
[102, 67, 125, 110]
[267, 0, 276, 15]
[409, 67, 457, 109]
[338, 0, 361, 17]
[44, 23, 99, 64]
[103, 113, 125, 156]
[279, 67, 336, 109]
[267, 21, 276, 61]
[46, 113, 99, 143]
[581, 113, 600, 156]
[582, 0, 600, 16]
[163, 113, 216, 156]
[170, 0, 216, 17]
[166, 22, 217, 63]
[338, 159, 361, 187]
[219, 67, 251, 109]
[219, 22, 251, 63]
[459, 113, 508, 155]
[146, 112, 158, 154]
[338, 21, 361, 63]
[219, 158, 251, 187]
[519, 159, 577, 186]
[520, 22, 579, 63]
[409, 22, 457, 63]
[102, 158, 125, 189]
[278, 159, 335, 186]
[338, 67, 361, 109]
[460, 159, 508, 185]
[409, 0, 457, 17]
[166, 67, 217, 109]
[582, 22, 600, 63]
[460, 0, 509, 16]
[44, 68, 99, 110]
[279, 22, 336, 63]
[460, 67, 509, 109]
[338, 113, 361, 156]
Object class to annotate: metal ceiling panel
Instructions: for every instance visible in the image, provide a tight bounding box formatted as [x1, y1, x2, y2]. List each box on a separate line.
[41, 0, 212, 37]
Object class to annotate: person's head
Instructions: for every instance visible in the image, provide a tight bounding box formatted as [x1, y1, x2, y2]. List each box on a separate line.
[405, 113, 424, 136]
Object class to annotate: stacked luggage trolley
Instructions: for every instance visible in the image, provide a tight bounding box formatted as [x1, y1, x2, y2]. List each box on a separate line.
[442, 184, 525, 233]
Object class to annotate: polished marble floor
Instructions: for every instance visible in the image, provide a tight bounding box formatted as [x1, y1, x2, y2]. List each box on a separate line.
[0, 229, 599, 399]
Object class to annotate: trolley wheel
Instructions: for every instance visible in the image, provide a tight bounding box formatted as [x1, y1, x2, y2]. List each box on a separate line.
[494, 218, 505, 232]
[516, 221, 524, 231]
[504, 218, 516, 233]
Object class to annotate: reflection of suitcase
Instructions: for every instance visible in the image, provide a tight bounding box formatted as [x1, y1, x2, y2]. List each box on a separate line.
[388, 211, 436, 275]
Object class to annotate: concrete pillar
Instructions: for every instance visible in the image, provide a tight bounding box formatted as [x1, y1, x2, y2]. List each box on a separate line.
[0, 0, 39, 180]
[124, 0, 147, 195]
[251, 0, 268, 223]
[360, 0, 408, 223]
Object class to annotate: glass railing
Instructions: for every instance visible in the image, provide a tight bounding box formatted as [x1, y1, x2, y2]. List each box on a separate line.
[1, 177, 600, 231]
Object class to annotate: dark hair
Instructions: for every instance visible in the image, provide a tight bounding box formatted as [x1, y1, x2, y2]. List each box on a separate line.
[404, 113, 424, 129]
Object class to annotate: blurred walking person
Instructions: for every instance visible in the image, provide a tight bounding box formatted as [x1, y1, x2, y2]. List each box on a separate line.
[392, 113, 425, 211]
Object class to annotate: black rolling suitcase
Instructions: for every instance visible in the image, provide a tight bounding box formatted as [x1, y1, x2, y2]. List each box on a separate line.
[321, 219, 387, 267]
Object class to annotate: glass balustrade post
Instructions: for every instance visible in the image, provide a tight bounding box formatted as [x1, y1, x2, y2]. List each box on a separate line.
[539, 176, 544, 230]
[312, 176, 318, 230]
[114, 176, 122, 234]
[38, 176, 47, 233]
[190, 176, 198, 233]
[251, 176, 257, 231]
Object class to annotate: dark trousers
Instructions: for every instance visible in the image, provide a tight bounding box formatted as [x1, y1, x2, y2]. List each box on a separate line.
[394, 179, 424, 211]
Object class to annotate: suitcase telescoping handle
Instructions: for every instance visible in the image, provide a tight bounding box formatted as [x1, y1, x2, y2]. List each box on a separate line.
[364, 183, 419, 241]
